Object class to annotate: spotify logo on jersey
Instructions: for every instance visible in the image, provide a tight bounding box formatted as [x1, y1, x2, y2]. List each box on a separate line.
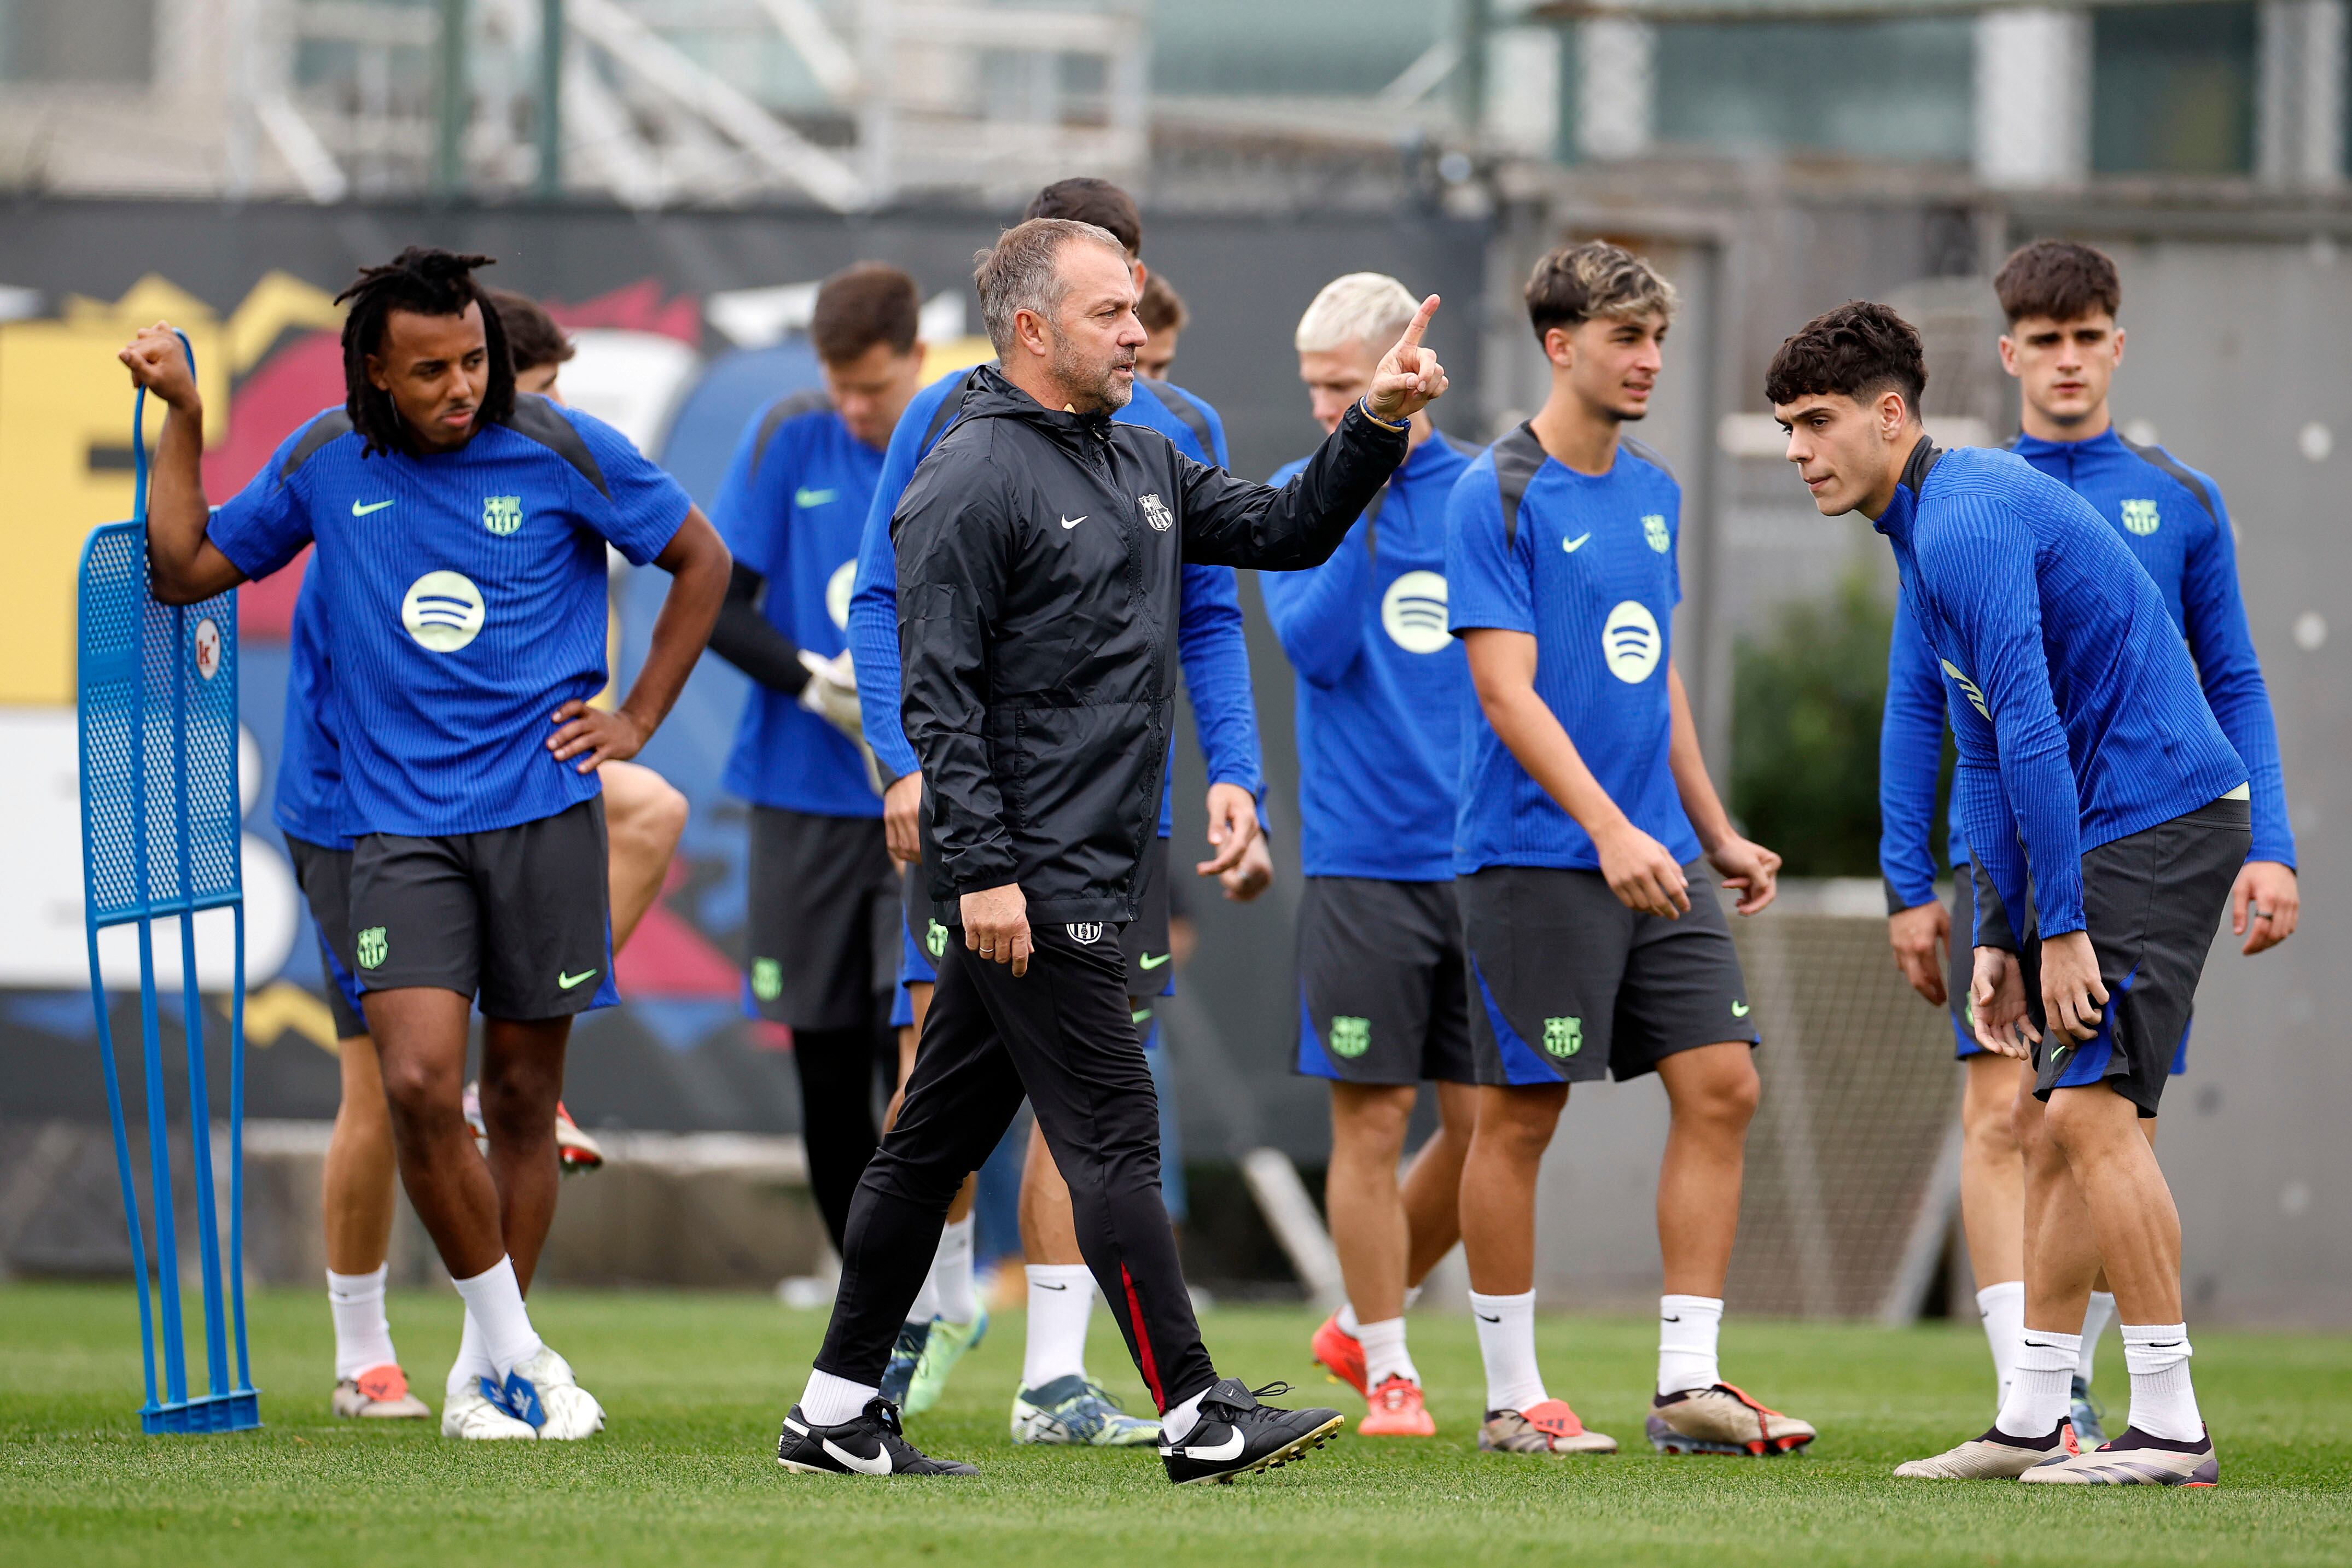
[827, 560, 856, 631]
[1602, 600, 1661, 683]
[1381, 570, 1452, 654]
[402, 570, 486, 652]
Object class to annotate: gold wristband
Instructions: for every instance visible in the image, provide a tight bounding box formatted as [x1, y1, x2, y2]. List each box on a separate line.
[1357, 397, 1410, 433]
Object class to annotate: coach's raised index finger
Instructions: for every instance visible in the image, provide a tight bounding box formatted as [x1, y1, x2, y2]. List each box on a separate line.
[1395, 295, 1440, 352]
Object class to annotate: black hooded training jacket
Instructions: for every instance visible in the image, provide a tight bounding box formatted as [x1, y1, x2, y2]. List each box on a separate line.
[896, 364, 1410, 924]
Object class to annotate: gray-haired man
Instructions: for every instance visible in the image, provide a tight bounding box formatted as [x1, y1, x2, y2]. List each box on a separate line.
[775, 217, 1450, 1485]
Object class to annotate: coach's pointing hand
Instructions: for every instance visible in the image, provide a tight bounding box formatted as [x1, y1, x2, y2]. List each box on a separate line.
[963, 883, 1032, 978]
[1364, 295, 1449, 423]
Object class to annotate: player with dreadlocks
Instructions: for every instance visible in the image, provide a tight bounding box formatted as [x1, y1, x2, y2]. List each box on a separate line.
[124, 246, 731, 1441]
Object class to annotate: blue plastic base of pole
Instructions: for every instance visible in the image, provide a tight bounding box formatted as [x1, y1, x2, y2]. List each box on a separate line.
[139, 1388, 262, 1435]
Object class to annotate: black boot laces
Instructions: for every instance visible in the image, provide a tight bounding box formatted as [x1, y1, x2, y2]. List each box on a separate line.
[1203, 1380, 1294, 1424]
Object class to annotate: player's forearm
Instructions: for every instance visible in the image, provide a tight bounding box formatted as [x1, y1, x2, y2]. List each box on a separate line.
[1666, 666, 1734, 852]
[706, 561, 811, 695]
[2203, 672, 2295, 864]
[145, 400, 234, 604]
[1480, 683, 1627, 840]
[1177, 591, 1266, 798]
[621, 511, 729, 738]
[847, 591, 919, 779]
[1258, 543, 1367, 687]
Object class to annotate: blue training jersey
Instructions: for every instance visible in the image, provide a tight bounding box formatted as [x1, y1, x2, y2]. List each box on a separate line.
[1445, 426, 1696, 876]
[1877, 442, 2246, 942]
[1261, 430, 1476, 880]
[712, 390, 886, 817]
[208, 397, 691, 839]
[273, 574, 351, 851]
[847, 369, 1264, 835]
[1879, 426, 2294, 908]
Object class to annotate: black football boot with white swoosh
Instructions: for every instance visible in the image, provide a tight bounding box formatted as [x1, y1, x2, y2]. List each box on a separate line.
[776, 1397, 979, 1477]
[1159, 1378, 1344, 1485]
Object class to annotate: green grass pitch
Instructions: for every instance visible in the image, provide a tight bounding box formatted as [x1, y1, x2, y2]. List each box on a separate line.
[3, 1281, 2347, 1566]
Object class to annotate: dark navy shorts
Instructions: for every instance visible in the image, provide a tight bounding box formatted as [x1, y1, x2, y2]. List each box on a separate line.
[2000, 795, 2248, 1118]
[1459, 862, 1756, 1088]
[348, 797, 619, 1021]
[286, 835, 366, 1039]
[1293, 876, 1474, 1086]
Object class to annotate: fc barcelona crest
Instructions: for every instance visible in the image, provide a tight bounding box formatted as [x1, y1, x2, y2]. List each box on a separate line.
[1139, 493, 1173, 532]
[1542, 1016, 1582, 1059]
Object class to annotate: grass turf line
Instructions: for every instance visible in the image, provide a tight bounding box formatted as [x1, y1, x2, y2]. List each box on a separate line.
[2, 1282, 2347, 1567]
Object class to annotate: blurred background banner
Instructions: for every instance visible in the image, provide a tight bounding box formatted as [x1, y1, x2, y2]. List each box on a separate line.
[0, 0, 2345, 1319]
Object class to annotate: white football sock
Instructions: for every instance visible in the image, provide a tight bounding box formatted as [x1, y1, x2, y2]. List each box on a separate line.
[1995, 1327, 2079, 1441]
[449, 1256, 540, 1379]
[1977, 1280, 2025, 1410]
[2122, 1324, 2201, 1442]
[2079, 1290, 2117, 1386]
[1657, 1294, 1723, 1397]
[799, 1367, 878, 1426]
[1404, 1284, 1424, 1310]
[1158, 1385, 1209, 1443]
[1469, 1290, 1546, 1415]
[931, 1217, 979, 1326]
[1356, 1315, 1417, 1388]
[1021, 1264, 1095, 1389]
[905, 1268, 941, 1328]
[327, 1265, 397, 1381]
[446, 1309, 497, 1398]
[1335, 1301, 1361, 1337]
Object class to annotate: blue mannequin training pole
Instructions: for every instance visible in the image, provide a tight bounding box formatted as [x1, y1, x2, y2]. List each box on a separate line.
[76, 335, 260, 1433]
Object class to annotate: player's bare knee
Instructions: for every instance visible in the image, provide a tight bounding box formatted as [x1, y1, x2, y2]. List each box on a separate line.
[377, 1053, 460, 1130]
[1330, 1083, 1414, 1155]
[1963, 1087, 2022, 1159]
[1475, 1092, 1563, 1161]
[1672, 1053, 1759, 1133]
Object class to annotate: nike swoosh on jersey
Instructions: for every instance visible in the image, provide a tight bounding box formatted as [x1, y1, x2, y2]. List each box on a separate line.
[1171, 1429, 1244, 1462]
[558, 969, 599, 990]
[1562, 533, 1591, 552]
[795, 487, 838, 508]
[353, 499, 395, 516]
[822, 1436, 894, 1474]
[1731, 1001, 1751, 1017]
[1060, 516, 1087, 529]
[1138, 952, 1172, 970]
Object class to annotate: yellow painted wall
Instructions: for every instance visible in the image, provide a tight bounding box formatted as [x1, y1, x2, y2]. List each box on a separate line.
[0, 271, 341, 707]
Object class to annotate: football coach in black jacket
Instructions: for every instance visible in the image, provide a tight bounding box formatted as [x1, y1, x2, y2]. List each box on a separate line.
[777, 217, 1450, 1485]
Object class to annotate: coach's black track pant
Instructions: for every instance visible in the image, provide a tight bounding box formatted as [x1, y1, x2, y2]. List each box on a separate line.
[812, 922, 1215, 1412]
[789, 1024, 886, 1256]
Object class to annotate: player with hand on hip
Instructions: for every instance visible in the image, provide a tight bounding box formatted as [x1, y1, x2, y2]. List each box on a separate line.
[290, 288, 689, 1424]
[126, 247, 729, 1441]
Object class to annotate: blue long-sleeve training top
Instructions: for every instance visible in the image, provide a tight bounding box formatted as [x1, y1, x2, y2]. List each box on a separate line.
[1259, 431, 1476, 879]
[847, 366, 1264, 837]
[1876, 441, 2246, 943]
[1881, 425, 2295, 909]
